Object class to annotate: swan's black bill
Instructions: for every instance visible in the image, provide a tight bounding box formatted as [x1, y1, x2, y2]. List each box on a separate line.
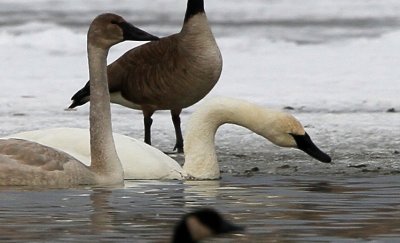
[291, 133, 332, 163]
[116, 22, 159, 41]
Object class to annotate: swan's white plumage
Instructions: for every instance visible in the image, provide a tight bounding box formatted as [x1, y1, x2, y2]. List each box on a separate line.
[3, 97, 330, 180]
[5, 128, 186, 180]
[182, 97, 303, 179]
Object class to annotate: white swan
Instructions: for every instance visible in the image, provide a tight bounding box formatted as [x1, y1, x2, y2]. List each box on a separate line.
[5, 128, 186, 180]
[5, 97, 331, 180]
[0, 13, 159, 186]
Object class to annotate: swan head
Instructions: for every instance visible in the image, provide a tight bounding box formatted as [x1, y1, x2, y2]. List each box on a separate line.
[172, 208, 244, 243]
[88, 13, 159, 48]
[260, 112, 332, 163]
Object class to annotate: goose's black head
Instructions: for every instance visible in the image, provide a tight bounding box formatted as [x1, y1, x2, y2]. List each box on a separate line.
[184, 0, 205, 23]
[172, 208, 244, 243]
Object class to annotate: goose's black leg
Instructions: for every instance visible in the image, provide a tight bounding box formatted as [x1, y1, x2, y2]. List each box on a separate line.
[143, 109, 154, 145]
[171, 109, 184, 153]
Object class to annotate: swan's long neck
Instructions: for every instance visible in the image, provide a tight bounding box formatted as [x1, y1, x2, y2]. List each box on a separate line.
[87, 44, 122, 181]
[183, 98, 280, 180]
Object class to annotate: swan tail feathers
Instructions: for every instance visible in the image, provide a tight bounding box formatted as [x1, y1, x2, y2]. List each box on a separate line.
[69, 81, 90, 109]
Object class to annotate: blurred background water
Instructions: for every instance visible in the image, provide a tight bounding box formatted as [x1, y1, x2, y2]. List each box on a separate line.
[2, 0, 400, 43]
[0, 0, 400, 242]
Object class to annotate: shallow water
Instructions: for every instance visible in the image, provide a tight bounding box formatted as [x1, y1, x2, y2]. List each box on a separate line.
[1, 0, 400, 242]
[1, 175, 399, 242]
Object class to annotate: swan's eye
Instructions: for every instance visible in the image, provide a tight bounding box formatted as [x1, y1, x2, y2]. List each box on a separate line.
[111, 20, 124, 28]
[110, 21, 124, 29]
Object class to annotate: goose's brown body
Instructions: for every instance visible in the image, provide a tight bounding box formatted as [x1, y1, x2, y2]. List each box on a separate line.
[70, 0, 222, 152]
[108, 19, 222, 110]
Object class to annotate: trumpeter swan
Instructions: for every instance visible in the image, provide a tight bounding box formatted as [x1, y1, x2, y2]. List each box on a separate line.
[0, 13, 159, 186]
[6, 97, 331, 180]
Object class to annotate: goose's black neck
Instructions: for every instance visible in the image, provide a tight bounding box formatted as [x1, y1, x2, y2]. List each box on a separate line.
[172, 219, 195, 243]
[184, 0, 205, 23]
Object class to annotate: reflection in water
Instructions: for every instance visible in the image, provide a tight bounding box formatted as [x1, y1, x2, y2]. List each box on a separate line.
[301, 180, 400, 241]
[183, 180, 221, 206]
[89, 190, 113, 234]
[0, 175, 399, 242]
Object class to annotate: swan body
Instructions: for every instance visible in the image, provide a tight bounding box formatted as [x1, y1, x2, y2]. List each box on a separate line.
[5, 128, 186, 180]
[0, 139, 96, 186]
[6, 97, 331, 181]
[69, 0, 222, 152]
[0, 13, 159, 186]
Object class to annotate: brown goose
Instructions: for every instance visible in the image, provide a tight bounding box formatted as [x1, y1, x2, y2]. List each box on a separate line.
[0, 13, 159, 187]
[69, 0, 222, 153]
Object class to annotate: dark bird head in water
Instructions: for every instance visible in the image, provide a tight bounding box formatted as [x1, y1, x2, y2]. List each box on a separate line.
[172, 208, 244, 243]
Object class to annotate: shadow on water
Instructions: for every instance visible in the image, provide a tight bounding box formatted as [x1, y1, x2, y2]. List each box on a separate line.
[0, 175, 399, 242]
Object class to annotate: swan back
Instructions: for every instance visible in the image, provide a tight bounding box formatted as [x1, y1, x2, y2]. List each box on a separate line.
[4, 128, 186, 180]
[0, 139, 95, 186]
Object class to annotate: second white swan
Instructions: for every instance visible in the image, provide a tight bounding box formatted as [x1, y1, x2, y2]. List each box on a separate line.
[5, 97, 331, 180]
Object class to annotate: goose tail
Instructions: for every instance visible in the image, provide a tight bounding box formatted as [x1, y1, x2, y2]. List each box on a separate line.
[69, 81, 90, 109]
